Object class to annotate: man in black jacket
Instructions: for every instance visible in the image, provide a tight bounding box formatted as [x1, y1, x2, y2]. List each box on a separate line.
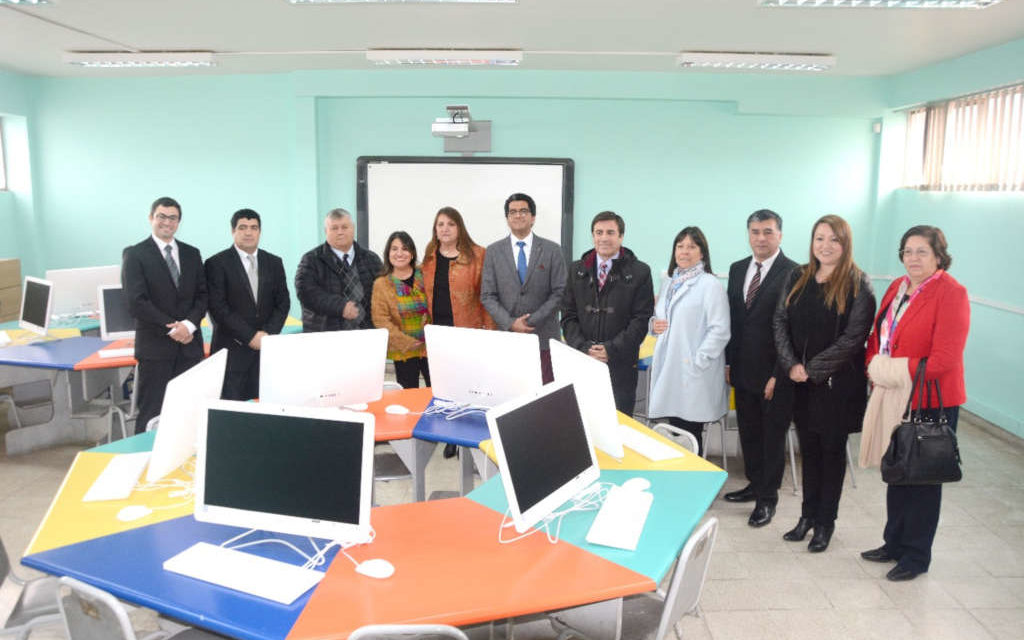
[561, 211, 654, 415]
[724, 209, 798, 527]
[295, 208, 382, 333]
[122, 196, 207, 433]
[205, 209, 291, 400]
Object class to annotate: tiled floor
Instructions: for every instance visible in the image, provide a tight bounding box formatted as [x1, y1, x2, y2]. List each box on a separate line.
[2, 410, 1022, 639]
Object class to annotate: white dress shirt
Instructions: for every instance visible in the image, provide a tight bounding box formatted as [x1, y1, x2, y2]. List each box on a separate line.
[743, 248, 781, 300]
[510, 232, 534, 265]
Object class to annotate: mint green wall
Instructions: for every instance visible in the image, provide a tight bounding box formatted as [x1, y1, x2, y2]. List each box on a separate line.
[317, 95, 879, 271]
[2, 40, 1022, 435]
[875, 38, 1024, 438]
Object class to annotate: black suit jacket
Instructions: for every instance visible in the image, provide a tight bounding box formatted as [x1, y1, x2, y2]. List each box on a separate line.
[205, 247, 290, 372]
[726, 251, 798, 394]
[122, 237, 207, 360]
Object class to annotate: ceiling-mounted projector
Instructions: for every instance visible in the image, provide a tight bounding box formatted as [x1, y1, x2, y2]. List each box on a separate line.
[432, 104, 471, 138]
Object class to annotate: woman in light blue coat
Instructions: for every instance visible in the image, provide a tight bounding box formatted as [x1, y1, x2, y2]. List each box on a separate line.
[648, 226, 731, 456]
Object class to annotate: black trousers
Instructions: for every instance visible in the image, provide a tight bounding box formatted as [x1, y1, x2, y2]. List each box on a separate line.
[609, 363, 638, 417]
[653, 416, 705, 457]
[793, 385, 848, 525]
[221, 356, 260, 401]
[735, 386, 791, 506]
[883, 406, 959, 573]
[135, 350, 202, 434]
[394, 357, 431, 389]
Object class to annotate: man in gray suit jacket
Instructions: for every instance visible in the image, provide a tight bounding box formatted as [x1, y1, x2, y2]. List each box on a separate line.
[481, 192, 568, 383]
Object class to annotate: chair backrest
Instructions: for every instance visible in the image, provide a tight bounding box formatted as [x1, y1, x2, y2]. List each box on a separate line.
[651, 422, 699, 455]
[58, 577, 136, 640]
[348, 623, 469, 640]
[655, 517, 719, 640]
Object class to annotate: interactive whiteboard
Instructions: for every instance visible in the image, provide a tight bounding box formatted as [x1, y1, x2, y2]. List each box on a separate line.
[356, 157, 574, 264]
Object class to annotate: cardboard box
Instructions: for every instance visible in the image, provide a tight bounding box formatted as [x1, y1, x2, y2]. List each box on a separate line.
[0, 258, 20, 290]
[0, 284, 19, 322]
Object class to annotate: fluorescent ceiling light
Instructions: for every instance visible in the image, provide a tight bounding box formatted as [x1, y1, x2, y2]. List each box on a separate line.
[63, 52, 216, 68]
[0, 0, 49, 4]
[367, 49, 522, 66]
[759, 0, 1002, 8]
[289, 0, 515, 4]
[678, 51, 835, 72]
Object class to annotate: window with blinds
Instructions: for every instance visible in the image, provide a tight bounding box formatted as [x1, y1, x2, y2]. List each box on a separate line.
[903, 83, 1024, 191]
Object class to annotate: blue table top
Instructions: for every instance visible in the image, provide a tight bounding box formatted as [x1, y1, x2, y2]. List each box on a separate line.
[411, 399, 490, 447]
[0, 336, 110, 370]
[468, 468, 727, 584]
[22, 516, 329, 640]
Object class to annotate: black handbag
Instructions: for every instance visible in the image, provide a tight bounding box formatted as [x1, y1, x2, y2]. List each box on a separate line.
[880, 360, 962, 485]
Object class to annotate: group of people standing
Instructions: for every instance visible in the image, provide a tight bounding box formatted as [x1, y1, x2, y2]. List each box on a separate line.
[122, 194, 969, 583]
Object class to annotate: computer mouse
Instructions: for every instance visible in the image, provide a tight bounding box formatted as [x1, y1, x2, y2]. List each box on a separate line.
[621, 477, 652, 493]
[384, 404, 410, 415]
[344, 403, 369, 411]
[116, 505, 153, 522]
[355, 558, 395, 579]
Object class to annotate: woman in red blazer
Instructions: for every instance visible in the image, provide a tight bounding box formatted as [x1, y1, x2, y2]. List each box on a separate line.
[861, 225, 970, 582]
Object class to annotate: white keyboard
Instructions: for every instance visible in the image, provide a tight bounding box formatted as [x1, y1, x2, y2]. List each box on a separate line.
[618, 424, 685, 461]
[164, 542, 324, 605]
[585, 485, 654, 551]
[82, 452, 151, 502]
[98, 348, 135, 359]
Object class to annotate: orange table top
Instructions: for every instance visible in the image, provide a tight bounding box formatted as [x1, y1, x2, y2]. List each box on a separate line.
[287, 498, 654, 639]
[367, 387, 433, 441]
[74, 338, 137, 370]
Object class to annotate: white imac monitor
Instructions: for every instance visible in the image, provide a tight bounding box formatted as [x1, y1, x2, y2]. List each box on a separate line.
[258, 329, 387, 408]
[97, 285, 135, 341]
[549, 339, 625, 459]
[194, 400, 374, 545]
[486, 380, 600, 534]
[145, 349, 228, 482]
[425, 324, 542, 407]
[19, 277, 54, 337]
[45, 265, 120, 316]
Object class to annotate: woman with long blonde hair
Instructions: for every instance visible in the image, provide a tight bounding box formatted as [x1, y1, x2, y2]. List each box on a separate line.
[773, 214, 875, 552]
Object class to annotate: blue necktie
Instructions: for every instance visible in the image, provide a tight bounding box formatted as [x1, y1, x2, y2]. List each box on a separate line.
[516, 241, 528, 284]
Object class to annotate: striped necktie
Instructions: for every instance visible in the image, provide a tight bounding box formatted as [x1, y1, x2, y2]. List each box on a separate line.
[598, 261, 610, 290]
[164, 245, 180, 288]
[745, 261, 762, 308]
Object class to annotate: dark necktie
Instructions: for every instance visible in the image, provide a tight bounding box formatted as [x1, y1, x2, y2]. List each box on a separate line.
[598, 261, 610, 291]
[745, 261, 762, 308]
[164, 245, 180, 288]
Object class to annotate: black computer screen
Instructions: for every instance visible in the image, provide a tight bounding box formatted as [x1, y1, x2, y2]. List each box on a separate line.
[21, 280, 51, 328]
[494, 384, 593, 513]
[203, 408, 364, 525]
[101, 287, 133, 333]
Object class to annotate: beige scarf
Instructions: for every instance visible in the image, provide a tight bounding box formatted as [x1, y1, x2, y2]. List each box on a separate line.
[859, 355, 912, 468]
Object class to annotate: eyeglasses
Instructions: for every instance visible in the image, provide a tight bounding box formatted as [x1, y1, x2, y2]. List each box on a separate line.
[900, 248, 932, 259]
[154, 213, 180, 223]
[507, 208, 532, 217]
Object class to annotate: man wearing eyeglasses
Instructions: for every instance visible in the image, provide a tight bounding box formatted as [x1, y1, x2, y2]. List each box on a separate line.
[122, 196, 208, 433]
[481, 193, 568, 383]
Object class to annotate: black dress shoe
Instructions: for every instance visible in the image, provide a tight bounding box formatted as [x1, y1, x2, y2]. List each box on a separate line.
[783, 517, 815, 542]
[808, 523, 835, 553]
[723, 485, 756, 503]
[861, 546, 897, 563]
[748, 503, 776, 528]
[886, 565, 924, 582]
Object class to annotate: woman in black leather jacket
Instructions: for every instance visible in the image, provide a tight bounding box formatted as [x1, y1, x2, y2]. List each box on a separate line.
[773, 215, 875, 553]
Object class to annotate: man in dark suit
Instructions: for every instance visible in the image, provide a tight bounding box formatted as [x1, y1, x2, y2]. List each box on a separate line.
[295, 208, 382, 333]
[205, 209, 290, 401]
[562, 211, 654, 415]
[481, 192, 567, 384]
[122, 196, 208, 433]
[724, 209, 798, 527]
